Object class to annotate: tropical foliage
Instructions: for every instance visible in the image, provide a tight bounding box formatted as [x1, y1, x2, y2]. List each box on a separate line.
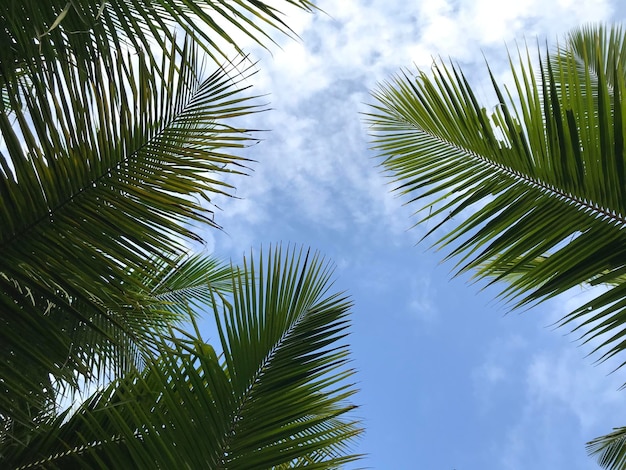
[366, 23, 626, 469]
[0, 0, 361, 467]
[2, 247, 361, 469]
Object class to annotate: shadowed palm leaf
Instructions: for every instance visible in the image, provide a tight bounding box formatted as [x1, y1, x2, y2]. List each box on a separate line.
[139, 252, 235, 316]
[0, 252, 235, 456]
[1, 247, 362, 469]
[0, 1, 316, 92]
[0, 33, 261, 428]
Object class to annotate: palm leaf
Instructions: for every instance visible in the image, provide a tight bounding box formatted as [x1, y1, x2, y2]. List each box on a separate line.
[1, 35, 258, 304]
[211, 246, 361, 467]
[1, 246, 362, 469]
[0, 253, 236, 446]
[0, 1, 316, 89]
[138, 253, 235, 316]
[588, 427, 626, 470]
[366, 23, 626, 368]
[0, 31, 266, 429]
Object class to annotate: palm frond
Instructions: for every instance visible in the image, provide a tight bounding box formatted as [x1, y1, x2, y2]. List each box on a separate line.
[0, 1, 317, 89]
[138, 253, 235, 316]
[588, 427, 626, 470]
[1, 35, 258, 305]
[212, 246, 362, 467]
[366, 23, 626, 367]
[0, 32, 266, 430]
[1, 246, 362, 469]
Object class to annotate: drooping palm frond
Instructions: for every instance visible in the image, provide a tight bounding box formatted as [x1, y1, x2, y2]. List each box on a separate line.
[367, 23, 626, 469]
[1, 246, 362, 469]
[366, 23, 626, 367]
[0, 30, 264, 430]
[53, 253, 236, 394]
[1, 34, 258, 304]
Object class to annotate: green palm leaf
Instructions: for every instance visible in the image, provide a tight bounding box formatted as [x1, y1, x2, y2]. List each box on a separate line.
[367, 23, 626, 366]
[0, 253, 235, 447]
[1, 1, 359, 466]
[1, 35, 257, 305]
[0, 32, 263, 426]
[0, 1, 316, 91]
[588, 427, 626, 470]
[139, 253, 235, 316]
[1, 246, 362, 469]
[367, 23, 626, 469]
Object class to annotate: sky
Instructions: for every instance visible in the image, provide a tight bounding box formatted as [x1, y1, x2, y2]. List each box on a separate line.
[198, 1, 626, 468]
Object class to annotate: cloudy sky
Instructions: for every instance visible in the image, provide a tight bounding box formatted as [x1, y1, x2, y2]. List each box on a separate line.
[200, 1, 626, 468]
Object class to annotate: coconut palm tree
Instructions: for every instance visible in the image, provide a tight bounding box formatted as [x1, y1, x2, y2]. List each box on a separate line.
[366, 23, 626, 469]
[0, 0, 362, 467]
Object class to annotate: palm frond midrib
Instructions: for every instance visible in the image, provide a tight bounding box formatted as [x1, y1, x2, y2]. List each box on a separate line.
[217, 304, 312, 463]
[376, 114, 626, 229]
[13, 432, 127, 470]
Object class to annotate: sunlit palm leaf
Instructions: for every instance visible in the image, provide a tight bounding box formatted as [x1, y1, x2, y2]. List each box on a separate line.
[2, 246, 362, 469]
[368, 23, 626, 469]
[367, 24, 626, 367]
[211, 246, 361, 467]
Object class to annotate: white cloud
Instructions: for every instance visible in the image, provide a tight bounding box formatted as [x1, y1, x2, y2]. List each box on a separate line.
[407, 274, 437, 324]
[473, 334, 528, 408]
[408, 0, 612, 66]
[471, 301, 625, 469]
[526, 348, 623, 431]
[489, 336, 624, 469]
[208, 0, 616, 256]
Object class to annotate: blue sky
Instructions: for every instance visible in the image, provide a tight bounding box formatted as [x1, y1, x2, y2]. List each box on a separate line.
[199, 1, 626, 468]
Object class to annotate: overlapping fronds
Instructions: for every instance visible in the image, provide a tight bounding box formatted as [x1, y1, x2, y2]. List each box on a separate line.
[367, 23, 626, 368]
[0, 0, 316, 89]
[0, 252, 236, 446]
[138, 253, 235, 316]
[1, 246, 362, 469]
[0, 1, 362, 467]
[0, 24, 263, 428]
[1, 35, 257, 299]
